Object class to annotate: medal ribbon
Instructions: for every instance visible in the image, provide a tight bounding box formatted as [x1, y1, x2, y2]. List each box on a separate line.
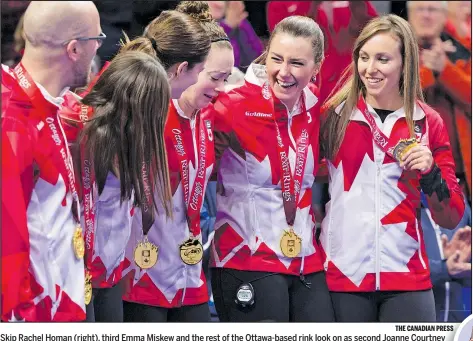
[265, 83, 310, 227]
[12, 63, 81, 224]
[80, 113, 155, 274]
[140, 160, 155, 237]
[356, 96, 398, 158]
[171, 111, 207, 237]
[78, 105, 97, 269]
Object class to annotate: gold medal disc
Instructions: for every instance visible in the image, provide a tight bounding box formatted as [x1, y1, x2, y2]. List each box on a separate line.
[280, 229, 302, 258]
[179, 238, 203, 265]
[84, 271, 92, 305]
[393, 138, 418, 162]
[134, 239, 159, 269]
[72, 226, 85, 259]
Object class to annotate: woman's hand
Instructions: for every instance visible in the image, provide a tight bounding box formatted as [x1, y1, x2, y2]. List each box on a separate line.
[399, 145, 434, 174]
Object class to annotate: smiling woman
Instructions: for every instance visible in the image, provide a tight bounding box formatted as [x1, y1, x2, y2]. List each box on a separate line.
[265, 34, 318, 112]
[203, 15, 334, 322]
[255, 16, 324, 113]
[357, 32, 404, 111]
[320, 14, 465, 322]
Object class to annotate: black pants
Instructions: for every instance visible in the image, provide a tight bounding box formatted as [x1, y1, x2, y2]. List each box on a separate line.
[211, 268, 335, 322]
[330, 290, 436, 322]
[85, 283, 124, 322]
[123, 301, 211, 322]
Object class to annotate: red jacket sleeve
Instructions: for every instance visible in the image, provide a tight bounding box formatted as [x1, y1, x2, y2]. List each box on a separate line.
[59, 92, 85, 144]
[58, 62, 111, 144]
[424, 107, 465, 229]
[420, 59, 472, 112]
[437, 59, 472, 111]
[210, 91, 239, 134]
[1, 113, 36, 321]
[204, 92, 236, 179]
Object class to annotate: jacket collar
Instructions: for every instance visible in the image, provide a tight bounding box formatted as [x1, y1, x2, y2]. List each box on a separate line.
[172, 99, 198, 121]
[336, 99, 426, 124]
[2, 64, 68, 108]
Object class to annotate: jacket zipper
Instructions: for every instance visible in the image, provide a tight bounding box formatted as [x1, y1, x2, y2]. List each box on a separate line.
[375, 162, 381, 290]
[250, 195, 258, 252]
[323, 198, 333, 271]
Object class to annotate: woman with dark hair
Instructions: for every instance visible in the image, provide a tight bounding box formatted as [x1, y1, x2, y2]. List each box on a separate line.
[206, 15, 335, 322]
[119, 8, 211, 98]
[320, 14, 465, 322]
[60, 7, 212, 323]
[122, 1, 235, 323]
[72, 51, 172, 323]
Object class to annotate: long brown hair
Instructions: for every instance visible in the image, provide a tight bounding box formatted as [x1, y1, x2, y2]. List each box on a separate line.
[80, 51, 173, 218]
[119, 9, 210, 70]
[322, 14, 424, 160]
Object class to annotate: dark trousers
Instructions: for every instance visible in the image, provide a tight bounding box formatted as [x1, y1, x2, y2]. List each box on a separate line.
[123, 301, 211, 322]
[85, 283, 124, 322]
[211, 268, 335, 322]
[330, 289, 436, 322]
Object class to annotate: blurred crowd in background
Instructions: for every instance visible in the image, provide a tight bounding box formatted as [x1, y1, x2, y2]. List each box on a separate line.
[0, 1, 426, 73]
[2, 0, 471, 322]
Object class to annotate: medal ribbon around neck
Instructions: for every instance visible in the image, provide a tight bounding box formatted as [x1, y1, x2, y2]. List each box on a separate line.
[13, 63, 90, 303]
[78, 106, 95, 304]
[79, 104, 97, 272]
[170, 109, 208, 264]
[357, 95, 413, 159]
[264, 82, 310, 228]
[13, 63, 81, 226]
[134, 159, 159, 270]
[262, 82, 310, 258]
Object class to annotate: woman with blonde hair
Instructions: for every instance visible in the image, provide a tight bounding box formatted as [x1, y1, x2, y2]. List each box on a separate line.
[320, 14, 465, 322]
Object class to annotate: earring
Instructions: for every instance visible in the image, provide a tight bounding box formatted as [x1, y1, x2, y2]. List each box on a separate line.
[310, 75, 316, 83]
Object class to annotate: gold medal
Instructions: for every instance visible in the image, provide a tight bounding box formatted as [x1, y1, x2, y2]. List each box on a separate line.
[134, 237, 159, 269]
[72, 226, 85, 259]
[84, 271, 92, 305]
[280, 229, 302, 258]
[393, 138, 418, 162]
[179, 238, 203, 265]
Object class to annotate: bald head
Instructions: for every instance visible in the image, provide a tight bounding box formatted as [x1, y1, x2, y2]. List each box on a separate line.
[20, 1, 102, 96]
[24, 1, 100, 46]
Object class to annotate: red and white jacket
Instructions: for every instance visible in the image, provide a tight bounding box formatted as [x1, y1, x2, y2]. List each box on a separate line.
[122, 99, 214, 308]
[81, 171, 134, 289]
[207, 63, 324, 275]
[60, 83, 134, 289]
[1, 64, 86, 321]
[57, 63, 142, 293]
[319, 101, 465, 292]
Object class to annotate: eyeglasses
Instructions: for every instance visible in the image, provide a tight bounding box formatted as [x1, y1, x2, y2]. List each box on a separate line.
[62, 32, 107, 47]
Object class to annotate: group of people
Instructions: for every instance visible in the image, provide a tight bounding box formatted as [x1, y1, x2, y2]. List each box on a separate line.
[1, 0, 468, 323]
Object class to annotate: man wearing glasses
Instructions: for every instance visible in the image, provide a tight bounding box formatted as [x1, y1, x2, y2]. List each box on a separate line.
[2, 1, 103, 321]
